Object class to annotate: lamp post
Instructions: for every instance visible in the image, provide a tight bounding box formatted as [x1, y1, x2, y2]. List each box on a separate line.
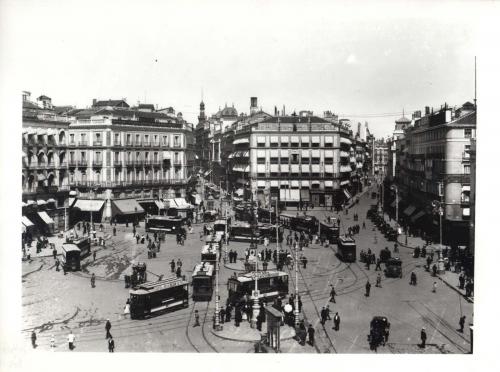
[294, 240, 299, 326]
[432, 196, 445, 274]
[214, 251, 223, 331]
[390, 185, 399, 240]
[248, 183, 260, 329]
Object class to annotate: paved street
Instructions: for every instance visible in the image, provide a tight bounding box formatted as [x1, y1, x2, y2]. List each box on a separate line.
[22, 185, 472, 353]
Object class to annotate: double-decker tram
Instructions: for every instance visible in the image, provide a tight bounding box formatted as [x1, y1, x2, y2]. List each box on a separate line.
[61, 236, 91, 271]
[145, 215, 184, 234]
[191, 262, 215, 301]
[319, 217, 340, 244]
[129, 276, 189, 319]
[227, 270, 289, 305]
[279, 213, 318, 234]
[229, 222, 259, 243]
[201, 244, 219, 263]
[337, 236, 357, 262]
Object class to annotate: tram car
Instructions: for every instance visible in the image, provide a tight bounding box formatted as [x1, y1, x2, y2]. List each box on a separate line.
[234, 203, 254, 223]
[124, 262, 148, 288]
[384, 257, 403, 278]
[257, 223, 282, 243]
[336, 236, 357, 262]
[279, 213, 318, 234]
[257, 207, 277, 224]
[368, 316, 390, 350]
[230, 222, 260, 243]
[201, 244, 219, 263]
[191, 262, 215, 301]
[205, 234, 223, 249]
[227, 270, 289, 305]
[61, 237, 91, 271]
[129, 276, 189, 319]
[319, 218, 340, 244]
[145, 215, 184, 234]
[213, 218, 230, 239]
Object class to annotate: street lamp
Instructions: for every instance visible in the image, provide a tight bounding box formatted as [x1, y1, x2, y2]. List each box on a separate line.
[214, 251, 222, 331]
[247, 183, 260, 329]
[431, 197, 445, 275]
[390, 185, 399, 235]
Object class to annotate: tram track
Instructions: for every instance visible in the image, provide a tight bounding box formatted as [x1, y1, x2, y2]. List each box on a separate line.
[201, 301, 218, 353]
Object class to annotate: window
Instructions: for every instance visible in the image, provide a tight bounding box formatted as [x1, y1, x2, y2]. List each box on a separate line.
[144, 135, 149, 144]
[69, 151, 75, 162]
[81, 133, 86, 143]
[81, 151, 86, 159]
[70, 134, 75, 144]
[114, 152, 119, 162]
[135, 134, 141, 144]
[114, 133, 120, 144]
[301, 157, 310, 164]
[291, 154, 299, 164]
[280, 157, 289, 164]
[95, 151, 101, 162]
[464, 129, 472, 138]
[324, 158, 333, 165]
[154, 152, 158, 162]
[311, 157, 320, 164]
[174, 136, 180, 147]
[464, 164, 471, 174]
[270, 157, 279, 164]
[154, 135, 158, 144]
[301, 141, 309, 148]
[257, 173, 266, 178]
[126, 134, 131, 145]
[136, 152, 141, 161]
[174, 152, 179, 163]
[163, 135, 168, 146]
[257, 157, 266, 164]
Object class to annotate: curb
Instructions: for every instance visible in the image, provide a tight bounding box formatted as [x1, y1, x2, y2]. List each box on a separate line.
[210, 327, 296, 343]
[437, 276, 474, 304]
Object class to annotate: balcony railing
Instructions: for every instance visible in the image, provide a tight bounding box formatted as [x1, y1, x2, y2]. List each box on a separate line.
[134, 161, 144, 167]
[113, 141, 122, 147]
[71, 179, 188, 188]
[152, 142, 161, 147]
[173, 143, 182, 148]
[462, 152, 470, 160]
[143, 141, 151, 147]
[47, 162, 56, 168]
[59, 161, 68, 168]
[68, 142, 77, 147]
[114, 161, 123, 167]
[78, 141, 88, 146]
[78, 160, 88, 167]
[125, 160, 135, 167]
[68, 160, 77, 167]
[92, 160, 103, 167]
[93, 140, 103, 146]
[173, 160, 182, 166]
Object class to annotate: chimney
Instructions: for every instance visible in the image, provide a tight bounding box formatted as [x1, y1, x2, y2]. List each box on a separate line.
[425, 106, 430, 115]
[283, 105, 286, 116]
[250, 97, 258, 115]
[93, 99, 97, 107]
[274, 106, 278, 116]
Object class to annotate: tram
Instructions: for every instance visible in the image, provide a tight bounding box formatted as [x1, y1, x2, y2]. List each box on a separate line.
[230, 222, 259, 243]
[257, 223, 282, 243]
[227, 270, 289, 305]
[319, 218, 340, 244]
[234, 203, 254, 222]
[205, 234, 223, 250]
[61, 236, 91, 271]
[279, 213, 318, 234]
[257, 207, 277, 224]
[201, 244, 219, 263]
[145, 215, 184, 234]
[213, 218, 230, 236]
[337, 236, 357, 262]
[191, 262, 215, 301]
[129, 276, 189, 319]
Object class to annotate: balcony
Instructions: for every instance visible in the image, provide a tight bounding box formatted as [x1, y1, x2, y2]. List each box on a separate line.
[93, 140, 103, 146]
[77, 160, 88, 167]
[125, 142, 133, 147]
[46, 161, 56, 168]
[143, 141, 151, 148]
[173, 143, 182, 148]
[92, 160, 103, 168]
[71, 178, 188, 188]
[152, 161, 161, 168]
[68, 142, 77, 147]
[152, 142, 161, 147]
[135, 141, 142, 147]
[78, 141, 88, 146]
[59, 161, 68, 168]
[113, 141, 122, 147]
[57, 141, 67, 147]
[125, 160, 135, 167]
[114, 161, 123, 168]
[173, 160, 182, 167]
[143, 160, 153, 167]
[68, 160, 77, 167]
[47, 140, 57, 147]
[462, 152, 470, 161]
[134, 161, 144, 167]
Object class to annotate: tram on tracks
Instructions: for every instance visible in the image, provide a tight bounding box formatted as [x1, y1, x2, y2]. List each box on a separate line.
[319, 218, 340, 244]
[279, 213, 318, 234]
[337, 236, 357, 262]
[229, 222, 259, 243]
[191, 262, 215, 301]
[145, 215, 185, 234]
[129, 276, 189, 319]
[257, 207, 277, 224]
[227, 270, 289, 305]
[201, 244, 219, 263]
[257, 223, 282, 243]
[61, 236, 91, 271]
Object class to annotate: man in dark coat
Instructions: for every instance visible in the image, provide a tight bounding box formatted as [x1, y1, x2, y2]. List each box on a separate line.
[365, 281, 371, 297]
[320, 306, 328, 325]
[170, 260, 176, 273]
[420, 327, 427, 348]
[307, 324, 315, 346]
[459, 315, 466, 333]
[333, 312, 340, 331]
[108, 336, 115, 352]
[219, 308, 226, 324]
[31, 331, 37, 348]
[105, 319, 112, 339]
[329, 286, 337, 303]
[234, 307, 242, 327]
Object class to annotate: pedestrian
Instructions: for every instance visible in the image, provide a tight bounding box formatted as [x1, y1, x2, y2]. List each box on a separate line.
[220, 308, 226, 324]
[301, 255, 308, 269]
[298, 296, 303, 313]
[176, 266, 182, 278]
[123, 299, 130, 318]
[31, 330, 37, 348]
[170, 259, 176, 273]
[320, 306, 328, 325]
[375, 258, 382, 271]
[50, 334, 55, 349]
[333, 312, 340, 331]
[193, 310, 200, 327]
[459, 315, 466, 333]
[432, 281, 437, 293]
[55, 258, 60, 271]
[376, 273, 382, 288]
[105, 319, 112, 339]
[410, 272, 417, 286]
[177, 258, 182, 268]
[52, 247, 57, 260]
[329, 286, 337, 303]
[365, 281, 371, 297]
[113, 226, 116, 236]
[420, 327, 427, 348]
[325, 304, 331, 320]
[93, 251, 97, 261]
[91, 273, 96, 288]
[108, 336, 115, 352]
[307, 324, 315, 346]
[67, 331, 75, 350]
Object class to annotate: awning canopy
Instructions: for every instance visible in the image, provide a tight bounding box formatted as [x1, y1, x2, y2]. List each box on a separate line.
[291, 180, 300, 188]
[112, 199, 145, 215]
[325, 180, 334, 187]
[26, 200, 36, 205]
[257, 180, 266, 187]
[37, 199, 46, 206]
[301, 180, 310, 187]
[46, 198, 56, 204]
[38, 211, 55, 225]
[411, 210, 426, 223]
[74, 199, 105, 212]
[172, 198, 192, 209]
[340, 180, 350, 186]
[270, 180, 279, 187]
[22, 201, 27, 207]
[22, 216, 34, 227]
[403, 205, 417, 216]
[155, 200, 166, 210]
[233, 138, 249, 145]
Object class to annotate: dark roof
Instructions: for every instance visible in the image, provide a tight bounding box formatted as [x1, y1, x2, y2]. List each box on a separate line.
[53, 106, 74, 114]
[395, 116, 411, 123]
[260, 116, 329, 124]
[137, 104, 155, 110]
[93, 99, 130, 108]
[22, 101, 41, 110]
[453, 111, 476, 125]
[37, 95, 51, 100]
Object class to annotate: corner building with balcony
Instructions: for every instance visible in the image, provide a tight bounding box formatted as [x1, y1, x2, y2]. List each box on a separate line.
[229, 115, 359, 209]
[66, 100, 195, 223]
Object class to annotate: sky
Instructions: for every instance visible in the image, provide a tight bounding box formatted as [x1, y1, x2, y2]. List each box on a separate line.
[0, 0, 486, 138]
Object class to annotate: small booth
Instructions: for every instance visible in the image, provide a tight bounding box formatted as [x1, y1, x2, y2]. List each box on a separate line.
[265, 305, 284, 352]
[111, 199, 145, 224]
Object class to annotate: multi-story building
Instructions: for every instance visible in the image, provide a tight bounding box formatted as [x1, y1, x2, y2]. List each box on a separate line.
[389, 102, 476, 246]
[22, 92, 71, 234]
[66, 99, 195, 223]
[229, 113, 358, 208]
[372, 139, 389, 177]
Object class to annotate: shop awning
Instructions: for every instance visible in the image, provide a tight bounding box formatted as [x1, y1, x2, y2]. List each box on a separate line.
[74, 199, 105, 212]
[22, 201, 27, 207]
[257, 180, 266, 187]
[46, 198, 56, 204]
[340, 180, 350, 186]
[37, 199, 46, 206]
[325, 180, 334, 187]
[410, 210, 426, 223]
[112, 199, 145, 215]
[291, 180, 300, 188]
[37, 174, 46, 181]
[26, 200, 36, 205]
[233, 138, 249, 145]
[192, 194, 202, 205]
[270, 180, 279, 187]
[340, 137, 352, 145]
[173, 198, 192, 209]
[38, 211, 55, 225]
[301, 180, 310, 187]
[22, 216, 34, 227]
[155, 200, 166, 210]
[403, 205, 417, 216]
[343, 189, 352, 200]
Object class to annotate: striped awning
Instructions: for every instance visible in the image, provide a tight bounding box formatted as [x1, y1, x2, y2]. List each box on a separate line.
[38, 211, 55, 225]
[74, 199, 105, 212]
[233, 138, 249, 145]
[22, 216, 34, 227]
[37, 199, 46, 206]
[343, 189, 352, 200]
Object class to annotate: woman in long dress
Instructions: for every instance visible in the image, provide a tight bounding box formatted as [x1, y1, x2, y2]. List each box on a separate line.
[123, 299, 130, 318]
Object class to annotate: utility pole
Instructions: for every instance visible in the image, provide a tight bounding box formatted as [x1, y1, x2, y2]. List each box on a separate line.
[294, 240, 299, 326]
[275, 197, 279, 251]
[214, 251, 222, 331]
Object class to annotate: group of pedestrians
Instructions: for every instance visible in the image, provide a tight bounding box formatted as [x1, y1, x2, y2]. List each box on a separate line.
[170, 258, 183, 278]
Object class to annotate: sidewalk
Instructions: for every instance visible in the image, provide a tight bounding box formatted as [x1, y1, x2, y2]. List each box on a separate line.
[397, 233, 474, 303]
[211, 321, 296, 343]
